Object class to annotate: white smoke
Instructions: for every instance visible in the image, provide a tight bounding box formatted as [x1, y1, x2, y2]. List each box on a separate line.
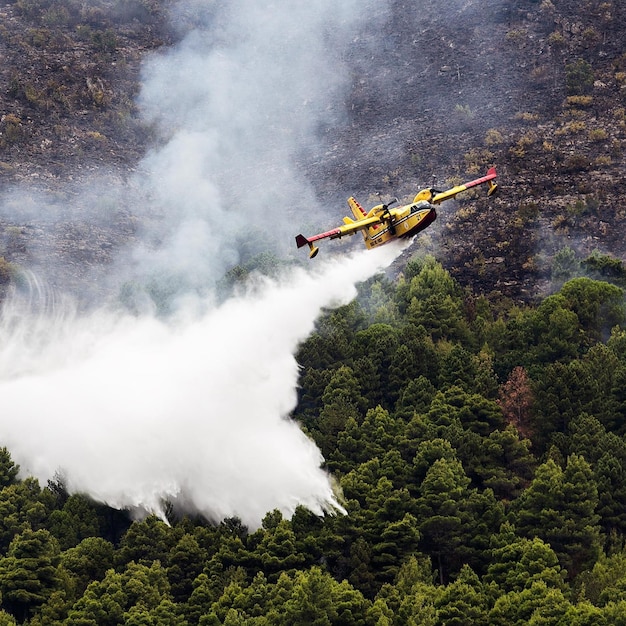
[128, 0, 390, 293]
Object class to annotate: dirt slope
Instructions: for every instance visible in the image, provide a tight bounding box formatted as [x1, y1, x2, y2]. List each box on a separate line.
[0, 0, 625, 302]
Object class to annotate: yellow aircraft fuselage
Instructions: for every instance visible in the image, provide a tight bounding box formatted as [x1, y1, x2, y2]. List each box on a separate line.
[349, 201, 437, 250]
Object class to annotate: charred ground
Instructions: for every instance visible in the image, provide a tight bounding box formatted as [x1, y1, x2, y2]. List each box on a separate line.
[311, 0, 626, 302]
[0, 0, 625, 302]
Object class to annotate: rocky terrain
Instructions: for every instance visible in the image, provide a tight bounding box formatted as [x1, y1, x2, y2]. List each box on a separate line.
[0, 0, 625, 303]
[312, 0, 626, 302]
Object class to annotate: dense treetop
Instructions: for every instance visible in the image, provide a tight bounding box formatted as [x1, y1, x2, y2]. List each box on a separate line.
[0, 255, 625, 624]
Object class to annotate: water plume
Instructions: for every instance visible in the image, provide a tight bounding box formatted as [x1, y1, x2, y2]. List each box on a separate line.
[0, 0, 397, 526]
[0, 244, 402, 527]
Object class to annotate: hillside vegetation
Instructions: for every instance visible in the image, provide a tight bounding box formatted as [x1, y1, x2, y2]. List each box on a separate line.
[0, 259, 624, 622]
[0, 0, 626, 624]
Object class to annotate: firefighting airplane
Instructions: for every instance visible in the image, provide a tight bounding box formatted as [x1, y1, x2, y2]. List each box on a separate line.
[296, 167, 498, 258]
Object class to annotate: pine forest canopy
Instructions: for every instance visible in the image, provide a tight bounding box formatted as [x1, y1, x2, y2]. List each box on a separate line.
[0, 256, 624, 623]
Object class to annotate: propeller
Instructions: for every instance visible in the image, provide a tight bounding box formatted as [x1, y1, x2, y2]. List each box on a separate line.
[380, 198, 399, 235]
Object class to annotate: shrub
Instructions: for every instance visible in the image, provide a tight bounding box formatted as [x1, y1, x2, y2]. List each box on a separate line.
[552, 214, 569, 231]
[566, 198, 587, 218]
[42, 5, 70, 27]
[555, 120, 587, 135]
[583, 251, 626, 281]
[454, 104, 474, 119]
[552, 246, 580, 281]
[514, 111, 539, 123]
[0, 114, 23, 146]
[518, 202, 539, 221]
[91, 29, 117, 52]
[15, 0, 49, 19]
[582, 27, 600, 44]
[0, 257, 17, 284]
[566, 95, 593, 108]
[562, 154, 591, 172]
[548, 31, 566, 48]
[485, 129, 504, 146]
[518, 132, 537, 146]
[588, 128, 608, 141]
[594, 155, 612, 166]
[565, 58, 594, 95]
[506, 28, 528, 45]
[464, 148, 494, 172]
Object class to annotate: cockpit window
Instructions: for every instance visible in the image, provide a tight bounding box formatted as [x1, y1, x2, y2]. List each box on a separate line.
[409, 201, 434, 214]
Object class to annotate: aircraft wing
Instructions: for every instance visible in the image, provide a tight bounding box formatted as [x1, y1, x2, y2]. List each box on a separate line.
[295, 214, 382, 258]
[431, 166, 498, 204]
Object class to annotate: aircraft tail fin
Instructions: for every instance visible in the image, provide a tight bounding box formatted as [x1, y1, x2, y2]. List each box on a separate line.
[295, 234, 309, 249]
[347, 197, 367, 220]
[295, 234, 319, 258]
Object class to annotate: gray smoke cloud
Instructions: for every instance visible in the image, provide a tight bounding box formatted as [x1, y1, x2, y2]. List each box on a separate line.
[126, 0, 391, 298]
[0, 0, 396, 526]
